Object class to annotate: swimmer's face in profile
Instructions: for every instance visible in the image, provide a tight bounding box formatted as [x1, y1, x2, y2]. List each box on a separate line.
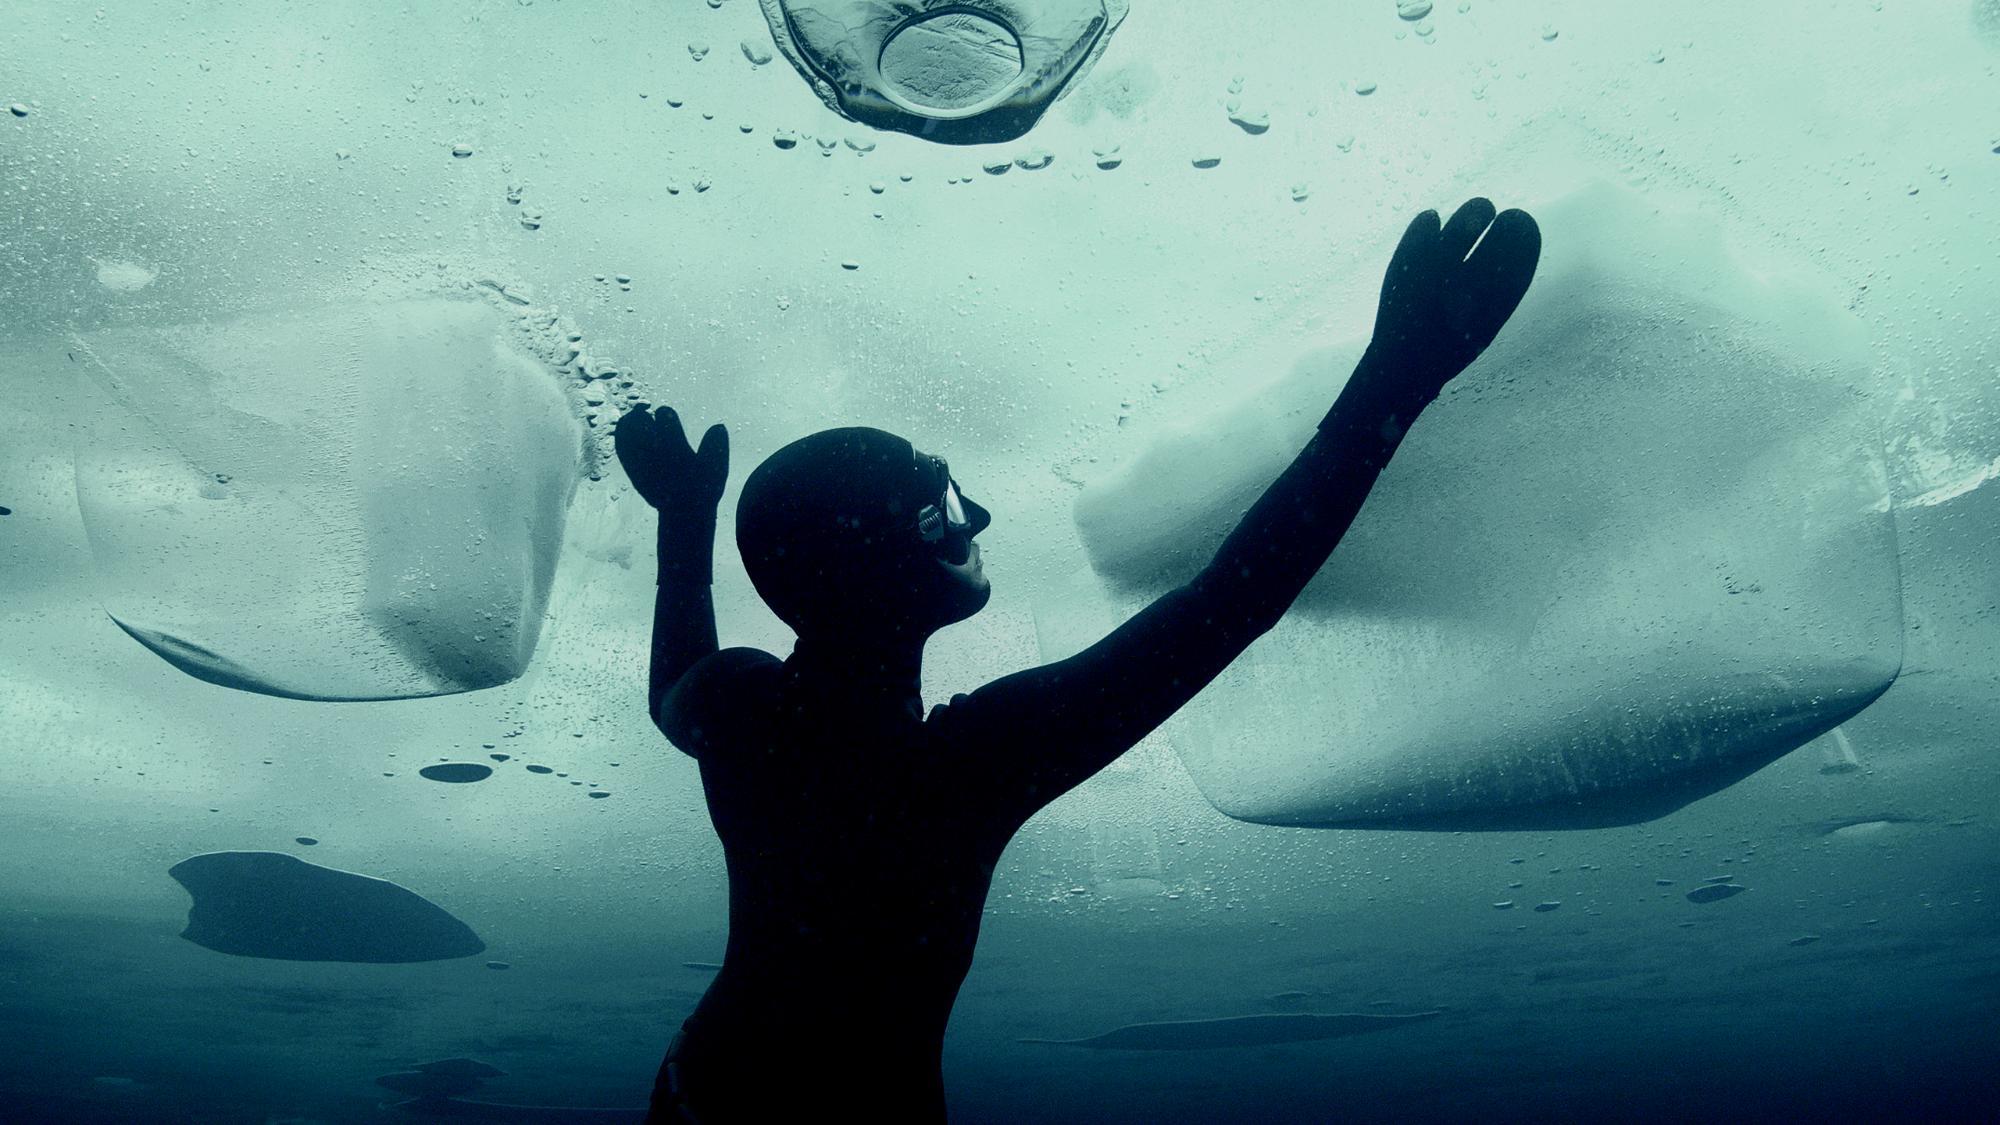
[912, 448, 992, 626]
[737, 427, 994, 637]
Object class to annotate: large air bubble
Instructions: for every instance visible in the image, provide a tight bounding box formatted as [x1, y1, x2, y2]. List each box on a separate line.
[73, 300, 581, 702]
[879, 12, 1025, 112]
[1072, 182, 1905, 830]
[757, 0, 1128, 143]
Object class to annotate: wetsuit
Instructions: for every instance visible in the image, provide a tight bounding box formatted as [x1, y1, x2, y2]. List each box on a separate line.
[639, 355, 1421, 1124]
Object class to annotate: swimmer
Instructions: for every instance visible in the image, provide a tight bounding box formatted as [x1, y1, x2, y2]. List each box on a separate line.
[618, 199, 1541, 1123]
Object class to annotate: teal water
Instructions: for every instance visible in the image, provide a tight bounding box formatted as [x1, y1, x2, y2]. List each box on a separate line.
[3, 2, 1997, 1121]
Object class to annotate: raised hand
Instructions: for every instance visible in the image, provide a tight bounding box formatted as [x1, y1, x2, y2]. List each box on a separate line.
[615, 404, 729, 513]
[1366, 198, 1541, 407]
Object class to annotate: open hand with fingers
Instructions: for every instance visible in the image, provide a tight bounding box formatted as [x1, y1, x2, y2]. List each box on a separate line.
[1361, 198, 1541, 412]
[616, 405, 729, 514]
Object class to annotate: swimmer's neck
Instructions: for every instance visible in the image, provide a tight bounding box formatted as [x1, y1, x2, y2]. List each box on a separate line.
[788, 631, 926, 702]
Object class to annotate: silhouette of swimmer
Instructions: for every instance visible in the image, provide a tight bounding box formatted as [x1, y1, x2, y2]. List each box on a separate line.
[621, 199, 1541, 1123]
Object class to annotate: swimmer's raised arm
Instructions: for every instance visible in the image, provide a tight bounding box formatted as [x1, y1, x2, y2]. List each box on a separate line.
[615, 405, 730, 728]
[944, 200, 1541, 816]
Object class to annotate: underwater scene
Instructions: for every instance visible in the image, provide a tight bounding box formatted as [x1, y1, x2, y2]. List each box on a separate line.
[2, 1, 1997, 1121]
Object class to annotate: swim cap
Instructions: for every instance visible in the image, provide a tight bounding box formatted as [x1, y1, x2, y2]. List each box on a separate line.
[736, 427, 942, 630]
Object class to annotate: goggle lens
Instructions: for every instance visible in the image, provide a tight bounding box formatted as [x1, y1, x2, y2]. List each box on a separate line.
[941, 480, 967, 531]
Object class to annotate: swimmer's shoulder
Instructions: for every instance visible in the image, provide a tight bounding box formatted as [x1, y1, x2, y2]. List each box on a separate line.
[661, 647, 783, 756]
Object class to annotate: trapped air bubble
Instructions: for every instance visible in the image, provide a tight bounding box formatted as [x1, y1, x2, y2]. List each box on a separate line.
[74, 300, 582, 702]
[755, 0, 1129, 144]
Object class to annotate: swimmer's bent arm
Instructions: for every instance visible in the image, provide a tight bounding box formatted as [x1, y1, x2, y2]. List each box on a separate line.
[953, 201, 1542, 816]
[614, 406, 731, 730]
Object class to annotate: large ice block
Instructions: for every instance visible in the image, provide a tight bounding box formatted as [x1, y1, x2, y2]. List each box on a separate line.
[1074, 183, 1904, 829]
[73, 300, 582, 701]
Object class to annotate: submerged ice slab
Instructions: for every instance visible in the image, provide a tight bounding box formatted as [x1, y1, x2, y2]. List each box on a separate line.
[73, 300, 581, 701]
[1076, 182, 1903, 830]
[168, 851, 484, 963]
[1021, 1011, 1443, 1049]
[757, 0, 1128, 143]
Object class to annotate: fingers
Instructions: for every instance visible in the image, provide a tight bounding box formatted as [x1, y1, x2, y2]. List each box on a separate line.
[1438, 197, 1497, 264]
[697, 423, 729, 474]
[655, 405, 690, 444]
[1385, 208, 1441, 285]
[613, 404, 652, 456]
[1463, 208, 1542, 325]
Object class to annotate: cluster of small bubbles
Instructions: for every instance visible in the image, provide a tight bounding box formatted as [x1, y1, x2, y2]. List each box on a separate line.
[689, 42, 710, 61]
[741, 39, 773, 66]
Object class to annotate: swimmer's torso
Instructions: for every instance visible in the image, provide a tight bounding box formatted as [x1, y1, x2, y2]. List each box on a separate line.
[669, 651, 1037, 1120]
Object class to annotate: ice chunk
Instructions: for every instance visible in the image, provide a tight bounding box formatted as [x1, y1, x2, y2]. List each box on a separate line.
[756, 0, 1128, 144]
[1021, 1010, 1441, 1049]
[376, 1070, 483, 1097]
[168, 851, 484, 963]
[1077, 183, 1903, 830]
[415, 1059, 507, 1079]
[73, 300, 582, 701]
